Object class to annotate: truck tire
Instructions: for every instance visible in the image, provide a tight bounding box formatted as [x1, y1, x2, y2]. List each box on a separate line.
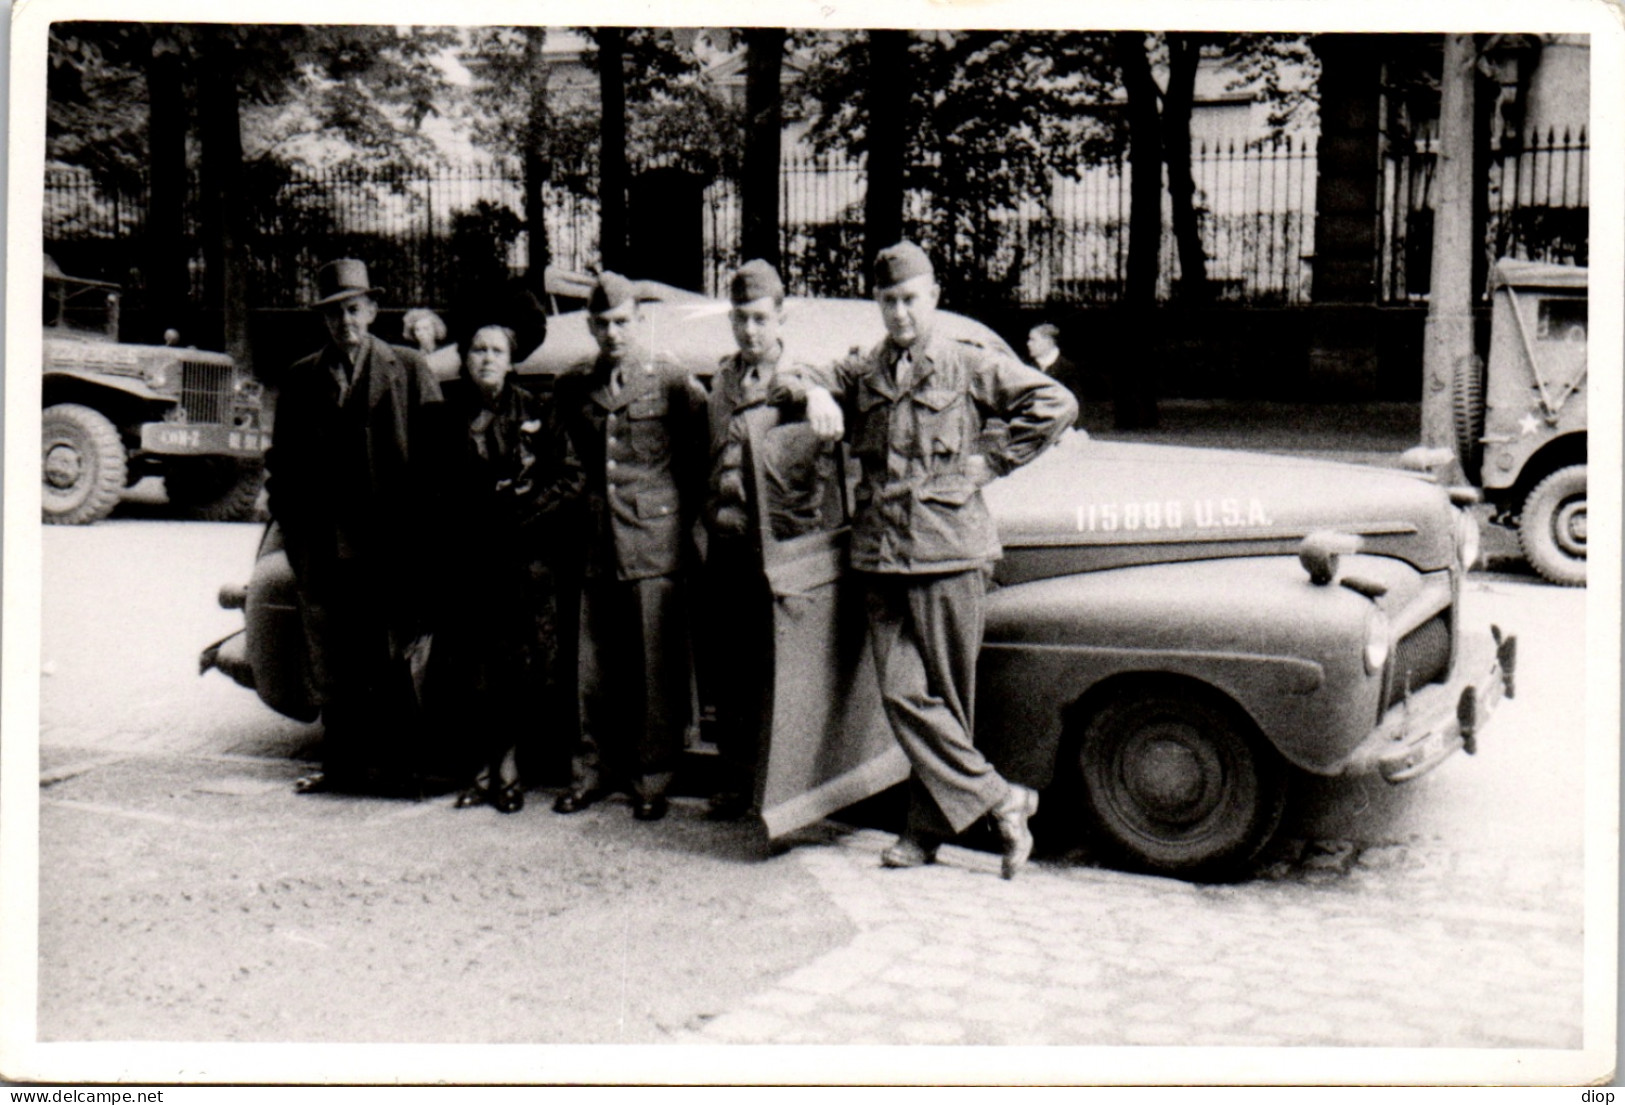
[1519, 464, 1586, 586]
[1077, 690, 1287, 881]
[164, 458, 266, 522]
[42, 403, 127, 525]
[1452, 354, 1485, 483]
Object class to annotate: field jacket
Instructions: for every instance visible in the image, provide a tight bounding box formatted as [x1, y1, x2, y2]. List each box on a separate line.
[778, 327, 1075, 574]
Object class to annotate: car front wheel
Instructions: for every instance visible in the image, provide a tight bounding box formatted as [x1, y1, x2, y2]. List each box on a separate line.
[42, 403, 127, 525]
[1078, 689, 1287, 880]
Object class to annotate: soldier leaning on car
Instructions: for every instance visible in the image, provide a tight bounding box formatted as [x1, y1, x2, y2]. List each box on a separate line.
[778, 240, 1077, 878]
[695, 258, 832, 820]
[549, 272, 710, 822]
[265, 258, 449, 795]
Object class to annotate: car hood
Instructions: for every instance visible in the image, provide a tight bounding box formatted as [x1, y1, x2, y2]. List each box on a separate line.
[516, 296, 1017, 379]
[985, 434, 1457, 583]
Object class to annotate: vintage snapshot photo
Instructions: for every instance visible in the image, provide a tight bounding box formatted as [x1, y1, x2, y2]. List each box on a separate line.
[2, 0, 1619, 1087]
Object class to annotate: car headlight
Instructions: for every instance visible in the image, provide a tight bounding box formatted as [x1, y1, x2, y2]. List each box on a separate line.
[1456, 509, 1481, 570]
[1364, 608, 1391, 675]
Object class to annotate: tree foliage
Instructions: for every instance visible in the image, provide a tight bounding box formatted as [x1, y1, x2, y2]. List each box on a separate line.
[793, 30, 1123, 209]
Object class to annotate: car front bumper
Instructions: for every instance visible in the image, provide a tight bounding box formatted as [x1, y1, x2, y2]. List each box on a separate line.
[141, 422, 267, 457]
[1341, 625, 1517, 783]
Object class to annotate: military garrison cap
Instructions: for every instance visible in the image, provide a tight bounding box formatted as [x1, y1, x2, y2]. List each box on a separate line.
[874, 240, 934, 289]
[588, 271, 636, 314]
[729, 259, 785, 304]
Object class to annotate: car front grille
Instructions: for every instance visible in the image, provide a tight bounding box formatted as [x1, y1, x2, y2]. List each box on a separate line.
[1383, 613, 1452, 712]
[180, 360, 232, 423]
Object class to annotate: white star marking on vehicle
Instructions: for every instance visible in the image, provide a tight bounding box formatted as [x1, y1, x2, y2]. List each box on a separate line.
[1519, 412, 1543, 436]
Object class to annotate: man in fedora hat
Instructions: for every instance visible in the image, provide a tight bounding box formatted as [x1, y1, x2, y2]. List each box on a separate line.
[778, 241, 1075, 878]
[266, 257, 449, 794]
[549, 271, 708, 822]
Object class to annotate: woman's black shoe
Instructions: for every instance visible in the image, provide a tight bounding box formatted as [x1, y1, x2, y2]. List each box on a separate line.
[633, 795, 668, 822]
[552, 787, 600, 814]
[492, 780, 525, 814]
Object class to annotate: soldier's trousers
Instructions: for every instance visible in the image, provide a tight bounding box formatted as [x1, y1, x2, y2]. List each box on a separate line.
[694, 534, 773, 800]
[573, 573, 689, 799]
[863, 568, 1012, 838]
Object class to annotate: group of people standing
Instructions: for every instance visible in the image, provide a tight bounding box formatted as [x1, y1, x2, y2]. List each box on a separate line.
[265, 241, 1076, 880]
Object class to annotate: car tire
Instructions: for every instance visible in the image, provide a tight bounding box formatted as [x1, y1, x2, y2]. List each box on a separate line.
[42, 403, 127, 525]
[1077, 689, 1287, 881]
[1519, 463, 1586, 586]
[165, 458, 266, 522]
[1452, 353, 1485, 483]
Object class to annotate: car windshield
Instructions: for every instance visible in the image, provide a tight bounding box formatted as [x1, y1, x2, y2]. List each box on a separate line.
[44, 275, 118, 335]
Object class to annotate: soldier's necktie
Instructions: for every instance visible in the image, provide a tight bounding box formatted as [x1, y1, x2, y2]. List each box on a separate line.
[895, 350, 912, 391]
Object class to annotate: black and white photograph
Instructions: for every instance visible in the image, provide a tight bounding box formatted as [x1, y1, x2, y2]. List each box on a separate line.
[2, 0, 1620, 1088]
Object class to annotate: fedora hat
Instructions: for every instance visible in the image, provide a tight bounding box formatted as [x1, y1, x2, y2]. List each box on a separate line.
[312, 258, 381, 307]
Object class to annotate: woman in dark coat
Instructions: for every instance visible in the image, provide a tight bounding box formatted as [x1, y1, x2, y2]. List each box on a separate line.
[434, 322, 582, 812]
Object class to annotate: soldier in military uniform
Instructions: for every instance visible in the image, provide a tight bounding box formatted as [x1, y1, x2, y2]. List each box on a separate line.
[696, 259, 830, 820]
[550, 273, 709, 822]
[781, 241, 1076, 877]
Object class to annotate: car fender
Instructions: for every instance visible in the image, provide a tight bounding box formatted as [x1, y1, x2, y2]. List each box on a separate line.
[977, 555, 1395, 786]
[43, 366, 168, 407]
[243, 525, 319, 723]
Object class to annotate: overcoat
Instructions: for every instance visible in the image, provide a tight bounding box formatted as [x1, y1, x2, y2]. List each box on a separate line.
[265, 334, 447, 697]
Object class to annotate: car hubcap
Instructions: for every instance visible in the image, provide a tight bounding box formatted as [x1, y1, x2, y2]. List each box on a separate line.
[1555, 499, 1586, 557]
[44, 443, 83, 490]
[1120, 724, 1222, 825]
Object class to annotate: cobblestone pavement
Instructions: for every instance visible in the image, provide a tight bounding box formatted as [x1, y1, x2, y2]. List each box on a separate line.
[687, 826, 1586, 1050]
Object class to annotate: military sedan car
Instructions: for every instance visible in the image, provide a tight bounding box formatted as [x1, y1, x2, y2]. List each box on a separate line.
[202, 294, 1515, 880]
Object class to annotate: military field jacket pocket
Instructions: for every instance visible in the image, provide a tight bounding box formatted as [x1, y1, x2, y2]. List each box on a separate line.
[627, 392, 670, 461]
[635, 486, 679, 521]
[917, 474, 977, 508]
[910, 386, 968, 457]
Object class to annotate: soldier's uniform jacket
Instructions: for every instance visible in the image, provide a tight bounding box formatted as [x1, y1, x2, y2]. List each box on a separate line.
[554, 347, 708, 581]
[780, 328, 1075, 573]
[705, 345, 784, 538]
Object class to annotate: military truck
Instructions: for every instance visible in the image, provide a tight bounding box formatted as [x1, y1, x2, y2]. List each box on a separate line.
[42, 255, 267, 524]
[1455, 258, 1587, 585]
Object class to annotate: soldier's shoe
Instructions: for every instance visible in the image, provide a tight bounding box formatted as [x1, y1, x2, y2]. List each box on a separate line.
[880, 836, 940, 869]
[992, 783, 1039, 879]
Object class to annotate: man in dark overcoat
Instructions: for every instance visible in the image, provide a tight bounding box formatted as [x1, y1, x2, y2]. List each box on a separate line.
[265, 258, 447, 793]
[550, 272, 709, 822]
[780, 242, 1076, 878]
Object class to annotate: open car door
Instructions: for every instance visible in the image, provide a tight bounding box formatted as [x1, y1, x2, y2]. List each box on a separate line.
[739, 407, 908, 838]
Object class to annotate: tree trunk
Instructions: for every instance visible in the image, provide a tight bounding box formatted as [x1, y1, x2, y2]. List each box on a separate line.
[144, 27, 189, 344]
[1114, 32, 1164, 428]
[741, 27, 786, 268]
[864, 30, 908, 286]
[1421, 33, 1476, 483]
[523, 26, 553, 293]
[197, 26, 251, 374]
[595, 27, 629, 273]
[1163, 32, 1210, 303]
[1117, 33, 1163, 310]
